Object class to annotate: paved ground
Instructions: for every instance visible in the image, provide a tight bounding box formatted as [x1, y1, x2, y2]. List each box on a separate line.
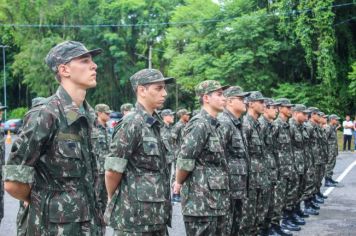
[1, 136, 356, 236]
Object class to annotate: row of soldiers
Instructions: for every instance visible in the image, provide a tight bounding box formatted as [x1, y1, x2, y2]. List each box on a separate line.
[1, 40, 340, 236]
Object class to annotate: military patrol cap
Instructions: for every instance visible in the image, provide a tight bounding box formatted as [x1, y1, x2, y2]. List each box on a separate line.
[31, 97, 46, 107]
[292, 104, 309, 113]
[95, 104, 112, 113]
[329, 114, 340, 120]
[245, 91, 266, 102]
[265, 98, 281, 106]
[0, 102, 7, 110]
[120, 103, 133, 113]
[318, 111, 325, 117]
[223, 86, 250, 98]
[195, 80, 229, 96]
[308, 107, 320, 114]
[130, 69, 174, 90]
[45, 41, 102, 73]
[275, 98, 294, 107]
[177, 108, 191, 118]
[161, 109, 175, 117]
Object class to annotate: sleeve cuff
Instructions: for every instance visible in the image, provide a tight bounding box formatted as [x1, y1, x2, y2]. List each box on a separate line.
[176, 158, 195, 172]
[3, 165, 35, 183]
[104, 156, 128, 173]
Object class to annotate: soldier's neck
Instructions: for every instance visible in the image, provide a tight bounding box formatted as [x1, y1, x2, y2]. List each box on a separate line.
[279, 113, 288, 122]
[202, 105, 218, 118]
[247, 109, 259, 120]
[97, 117, 107, 127]
[226, 106, 242, 119]
[137, 99, 154, 115]
[61, 83, 86, 107]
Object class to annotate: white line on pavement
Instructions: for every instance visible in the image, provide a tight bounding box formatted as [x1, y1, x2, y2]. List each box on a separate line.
[323, 160, 356, 196]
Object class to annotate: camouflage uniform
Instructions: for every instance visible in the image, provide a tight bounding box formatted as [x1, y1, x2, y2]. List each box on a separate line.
[0, 103, 6, 224]
[4, 86, 103, 235]
[160, 109, 175, 185]
[258, 98, 281, 231]
[325, 115, 340, 180]
[218, 86, 250, 235]
[3, 41, 103, 236]
[176, 80, 229, 236]
[104, 69, 174, 235]
[241, 92, 270, 235]
[318, 113, 329, 191]
[92, 104, 112, 215]
[272, 99, 298, 224]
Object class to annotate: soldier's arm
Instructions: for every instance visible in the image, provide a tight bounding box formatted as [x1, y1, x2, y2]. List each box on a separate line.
[104, 119, 138, 200]
[175, 122, 208, 185]
[4, 108, 54, 202]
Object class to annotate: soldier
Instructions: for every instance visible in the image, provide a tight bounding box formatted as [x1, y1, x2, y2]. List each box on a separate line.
[104, 69, 173, 235]
[3, 41, 104, 235]
[303, 107, 324, 215]
[120, 103, 134, 116]
[325, 114, 340, 187]
[273, 98, 301, 232]
[241, 91, 270, 235]
[92, 103, 112, 217]
[318, 112, 330, 191]
[0, 103, 7, 225]
[258, 98, 291, 236]
[289, 105, 311, 227]
[171, 108, 191, 202]
[218, 86, 250, 235]
[173, 80, 229, 236]
[160, 109, 176, 186]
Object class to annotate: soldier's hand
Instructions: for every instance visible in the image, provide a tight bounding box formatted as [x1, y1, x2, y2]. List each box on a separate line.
[172, 181, 182, 194]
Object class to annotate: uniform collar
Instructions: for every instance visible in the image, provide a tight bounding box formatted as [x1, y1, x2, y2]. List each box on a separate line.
[223, 109, 241, 126]
[135, 102, 162, 127]
[246, 113, 260, 128]
[56, 86, 95, 126]
[200, 108, 220, 127]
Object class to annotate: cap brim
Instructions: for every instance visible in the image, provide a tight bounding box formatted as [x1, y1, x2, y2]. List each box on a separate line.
[144, 77, 175, 85]
[74, 48, 102, 60]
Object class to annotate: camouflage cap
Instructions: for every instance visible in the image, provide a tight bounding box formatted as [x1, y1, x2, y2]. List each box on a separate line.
[318, 111, 325, 117]
[130, 69, 174, 90]
[177, 108, 191, 118]
[329, 114, 340, 120]
[275, 98, 294, 107]
[31, 97, 46, 107]
[245, 91, 266, 103]
[161, 109, 175, 117]
[95, 104, 112, 113]
[292, 104, 309, 113]
[223, 86, 250, 98]
[45, 41, 102, 73]
[120, 103, 133, 113]
[0, 102, 7, 110]
[195, 80, 229, 96]
[265, 98, 281, 106]
[308, 107, 320, 114]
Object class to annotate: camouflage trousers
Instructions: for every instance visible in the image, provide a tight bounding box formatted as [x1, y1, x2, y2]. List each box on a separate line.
[314, 164, 326, 194]
[17, 202, 29, 236]
[113, 228, 167, 236]
[303, 165, 316, 200]
[226, 197, 244, 235]
[262, 182, 276, 230]
[239, 187, 270, 235]
[296, 173, 307, 203]
[325, 155, 337, 179]
[0, 180, 3, 223]
[183, 215, 227, 236]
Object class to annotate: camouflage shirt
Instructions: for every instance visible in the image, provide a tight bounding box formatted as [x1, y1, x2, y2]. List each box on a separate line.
[171, 120, 185, 150]
[3, 86, 102, 235]
[325, 124, 338, 157]
[176, 109, 229, 216]
[258, 115, 279, 183]
[243, 114, 269, 189]
[218, 109, 248, 199]
[161, 123, 175, 164]
[289, 118, 305, 174]
[319, 125, 329, 163]
[104, 103, 171, 232]
[0, 123, 5, 221]
[302, 123, 313, 169]
[273, 117, 295, 177]
[305, 121, 323, 165]
[92, 122, 111, 174]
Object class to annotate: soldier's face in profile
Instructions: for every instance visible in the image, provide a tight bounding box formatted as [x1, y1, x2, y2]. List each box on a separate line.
[207, 89, 226, 112]
[140, 81, 167, 110]
[229, 97, 246, 113]
[251, 100, 265, 114]
[280, 106, 292, 117]
[63, 54, 98, 89]
[265, 106, 278, 119]
[182, 114, 190, 122]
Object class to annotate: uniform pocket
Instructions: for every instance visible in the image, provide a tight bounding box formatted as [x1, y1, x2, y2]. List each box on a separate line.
[54, 140, 83, 178]
[135, 174, 168, 225]
[142, 137, 160, 156]
[207, 173, 229, 209]
[208, 136, 223, 153]
[228, 159, 247, 193]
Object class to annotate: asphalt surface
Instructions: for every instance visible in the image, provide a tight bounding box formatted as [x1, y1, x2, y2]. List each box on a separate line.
[1, 136, 356, 236]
